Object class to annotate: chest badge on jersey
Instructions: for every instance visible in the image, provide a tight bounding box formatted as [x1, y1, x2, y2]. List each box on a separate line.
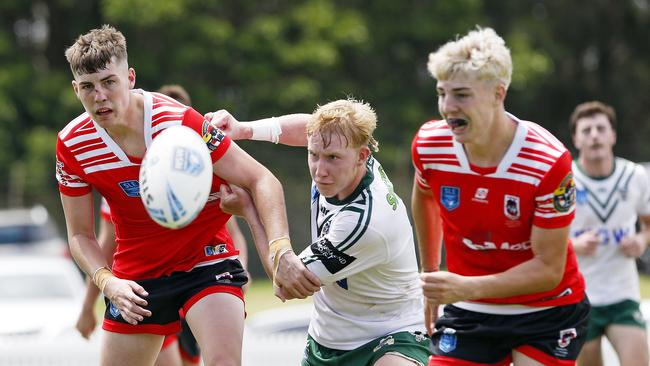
[440, 186, 460, 211]
[575, 189, 587, 205]
[472, 187, 489, 203]
[504, 194, 520, 220]
[118, 180, 140, 197]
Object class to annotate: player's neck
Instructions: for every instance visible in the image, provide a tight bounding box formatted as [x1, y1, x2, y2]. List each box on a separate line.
[105, 93, 146, 157]
[578, 154, 615, 178]
[464, 113, 516, 167]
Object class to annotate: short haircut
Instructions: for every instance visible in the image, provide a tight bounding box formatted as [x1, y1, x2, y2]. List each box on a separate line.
[65, 25, 127, 76]
[427, 26, 512, 89]
[569, 101, 617, 136]
[157, 84, 192, 106]
[307, 98, 379, 152]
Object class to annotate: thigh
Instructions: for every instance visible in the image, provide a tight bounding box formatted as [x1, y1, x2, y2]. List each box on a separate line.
[155, 336, 183, 366]
[606, 325, 649, 366]
[514, 298, 590, 365]
[576, 339, 603, 366]
[185, 292, 245, 366]
[370, 332, 431, 366]
[101, 331, 164, 366]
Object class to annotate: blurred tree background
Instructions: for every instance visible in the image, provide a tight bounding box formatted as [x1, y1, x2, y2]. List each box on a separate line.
[1, 0, 648, 277]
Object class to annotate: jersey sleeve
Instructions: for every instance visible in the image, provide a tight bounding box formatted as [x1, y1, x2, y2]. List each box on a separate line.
[56, 136, 92, 196]
[411, 128, 430, 190]
[182, 108, 232, 164]
[532, 150, 576, 228]
[634, 164, 650, 216]
[299, 210, 388, 285]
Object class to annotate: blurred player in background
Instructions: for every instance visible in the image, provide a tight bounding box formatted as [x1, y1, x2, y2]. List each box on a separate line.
[212, 98, 431, 366]
[58, 25, 318, 366]
[411, 26, 589, 365]
[75, 85, 251, 366]
[569, 101, 650, 366]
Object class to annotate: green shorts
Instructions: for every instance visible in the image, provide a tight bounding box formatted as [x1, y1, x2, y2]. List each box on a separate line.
[586, 299, 646, 341]
[301, 331, 431, 366]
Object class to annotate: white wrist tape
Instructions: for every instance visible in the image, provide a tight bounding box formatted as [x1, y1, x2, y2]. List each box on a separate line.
[250, 117, 282, 144]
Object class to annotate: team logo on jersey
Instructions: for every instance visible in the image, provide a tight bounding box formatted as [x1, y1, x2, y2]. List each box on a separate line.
[618, 188, 628, 200]
[204, 243, 228, 256]
[575, 189, 587, 205]
[440, 186, 460, 211]
[56, 159, 76, 187]
[553, 173, 576, 212]
[118, 180, 141, 197]
[201, 120, 226, 152]
[557, 328, 577, 348]
[504, 194, 520, 220]
[439, 328, 457, 353]
[472, 187, 489, 203]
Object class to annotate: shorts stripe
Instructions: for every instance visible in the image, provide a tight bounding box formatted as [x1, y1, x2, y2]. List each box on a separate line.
[516, 345, 576, 365]
[429, 355, 511, 366]
[103, 319, 179, 335]
[182, 285, 244, 315]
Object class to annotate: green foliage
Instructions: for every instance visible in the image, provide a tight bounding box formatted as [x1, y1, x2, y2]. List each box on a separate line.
[0, 0, 649, 275]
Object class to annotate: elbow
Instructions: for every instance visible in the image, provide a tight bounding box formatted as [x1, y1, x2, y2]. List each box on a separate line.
[539, 265, 564, 292]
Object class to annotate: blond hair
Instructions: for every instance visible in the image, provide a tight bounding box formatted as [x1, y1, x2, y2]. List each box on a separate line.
[427, 26, 512, 89]
[65, 25, 127, 76]
[307, 98, 379, 152]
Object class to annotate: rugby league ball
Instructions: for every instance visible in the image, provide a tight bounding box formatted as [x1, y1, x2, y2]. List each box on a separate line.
[139, 125, 213, 229]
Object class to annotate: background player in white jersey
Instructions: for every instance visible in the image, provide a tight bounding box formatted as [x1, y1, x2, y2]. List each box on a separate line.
[212, 99, 431, 366]
[74, 85, 251, 366]
[411, 27, 589, 365]
[57, 25, 319, 366]
[569, 101, 650, 366]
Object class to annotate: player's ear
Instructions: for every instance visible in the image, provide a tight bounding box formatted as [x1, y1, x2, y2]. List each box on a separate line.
[71, 80, 80, 98]
[128, 67, 136, 88]
[358, 146, 370, 165]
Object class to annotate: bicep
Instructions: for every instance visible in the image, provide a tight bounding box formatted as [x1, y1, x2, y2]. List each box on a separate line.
[212, 141, 271, 188]
[530, 224, 570, 268]
[60, 193, 95, 237]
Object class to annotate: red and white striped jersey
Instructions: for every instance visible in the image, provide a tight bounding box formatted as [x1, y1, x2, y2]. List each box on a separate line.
[411, 114, 584, 307]
[56, 89, 236, 280]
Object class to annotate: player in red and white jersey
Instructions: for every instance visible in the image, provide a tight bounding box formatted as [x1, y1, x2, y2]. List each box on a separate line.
[57, 25, 319, 366]
[411, 27, 589, 366]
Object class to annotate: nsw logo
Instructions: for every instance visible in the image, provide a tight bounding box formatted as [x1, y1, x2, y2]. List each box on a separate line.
[172, 147, 204, 176]
[438, 328, 457, 353]
[118, 180, 141, 197]
[440, 186, 460, 211]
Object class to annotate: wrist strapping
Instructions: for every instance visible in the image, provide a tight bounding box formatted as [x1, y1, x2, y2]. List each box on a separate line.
[92, 266, 114, 293]
[250, 117, 282, 144]
[269, 236, 293, 282]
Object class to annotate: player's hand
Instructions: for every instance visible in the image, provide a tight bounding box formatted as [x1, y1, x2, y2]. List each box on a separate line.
[75, 306, 97, 339]
[620, 234, 647, 258]
[273, 251, 321, 301]
[420, 271, 469, 305]
[219, 184, 254, 218]
[102, 277, 151, 325]
[572, 230, 600, 256]
[205, 109, 249, 140]
[423, 300, 439, 336]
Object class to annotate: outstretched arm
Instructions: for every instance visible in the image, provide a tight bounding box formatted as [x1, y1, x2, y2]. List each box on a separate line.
[207, 110, 310, 146]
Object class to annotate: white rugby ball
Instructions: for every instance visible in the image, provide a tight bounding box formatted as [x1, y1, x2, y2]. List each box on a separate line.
[139, 125, 213, 229]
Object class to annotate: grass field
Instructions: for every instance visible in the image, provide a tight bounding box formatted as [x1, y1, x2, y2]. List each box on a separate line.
[245, 273, 650, 315]
[94, 274, 650, 317]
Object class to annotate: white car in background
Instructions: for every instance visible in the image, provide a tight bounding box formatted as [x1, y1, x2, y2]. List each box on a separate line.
[0, 205, 68, 257]
[0, 256, 100, 366]
[242, 303, 312, 366]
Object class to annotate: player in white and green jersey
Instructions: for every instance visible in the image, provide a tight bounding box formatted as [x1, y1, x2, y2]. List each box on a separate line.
[569, 101, 650, 366]
[213, 98, 431, 366]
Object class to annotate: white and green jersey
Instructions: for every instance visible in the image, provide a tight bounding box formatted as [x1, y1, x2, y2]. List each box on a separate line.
[300, 156, 424, 350]
[571, 158, 650, 305]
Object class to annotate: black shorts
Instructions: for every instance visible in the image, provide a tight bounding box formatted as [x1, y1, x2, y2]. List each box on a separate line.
[430, 297, 590, 365]
[103, 259, 248, 335]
